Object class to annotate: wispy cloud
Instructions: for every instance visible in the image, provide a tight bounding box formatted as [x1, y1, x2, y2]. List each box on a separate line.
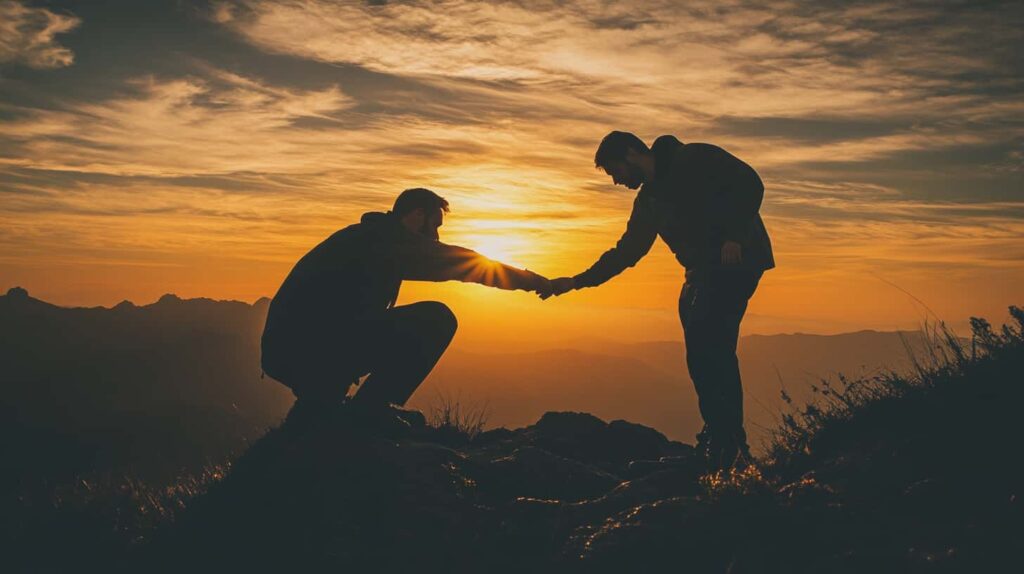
[206, 0, 1024, 193]
[0, 0, 80, 69]
[0, 70, 355, 176]
[214, 0, 1022, 117]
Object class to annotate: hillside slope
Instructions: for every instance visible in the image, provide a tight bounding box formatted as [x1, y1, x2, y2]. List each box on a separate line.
[141, 308, 1023, 573]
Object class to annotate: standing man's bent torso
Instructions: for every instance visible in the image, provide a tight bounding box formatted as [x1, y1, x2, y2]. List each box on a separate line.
[574, 136, 774, 288]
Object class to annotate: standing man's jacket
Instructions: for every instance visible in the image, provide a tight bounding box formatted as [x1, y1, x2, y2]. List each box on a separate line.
[264, 211, 540, 339]
[574, 135, 775, 288]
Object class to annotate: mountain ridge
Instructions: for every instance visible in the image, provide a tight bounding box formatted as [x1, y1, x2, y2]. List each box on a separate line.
[1, 285, 938, 463]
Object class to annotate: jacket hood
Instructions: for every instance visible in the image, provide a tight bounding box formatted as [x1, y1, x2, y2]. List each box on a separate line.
[360, 211, 392, 224]
[651, 134, 684, 180]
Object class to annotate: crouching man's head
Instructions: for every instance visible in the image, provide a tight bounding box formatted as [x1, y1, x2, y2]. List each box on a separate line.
[594, 131, 655, 190]
[393, 188, 449, 241]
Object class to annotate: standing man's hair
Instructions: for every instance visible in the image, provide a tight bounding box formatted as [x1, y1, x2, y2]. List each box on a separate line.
[594, 131, 649, 169]
[393, 188, 450, 216]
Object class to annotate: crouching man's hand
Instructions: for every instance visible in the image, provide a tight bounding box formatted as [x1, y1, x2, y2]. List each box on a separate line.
[539, 277, 576, 300]
[526, 272, 553, 298]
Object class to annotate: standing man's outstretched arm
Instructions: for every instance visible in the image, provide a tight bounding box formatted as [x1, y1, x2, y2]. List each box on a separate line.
[541, 195, 657, 299]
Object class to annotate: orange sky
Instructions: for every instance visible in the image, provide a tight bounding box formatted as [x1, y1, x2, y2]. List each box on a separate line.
[1, 0, 1022, 345]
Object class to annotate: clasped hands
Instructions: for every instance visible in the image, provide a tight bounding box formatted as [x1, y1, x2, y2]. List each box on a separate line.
[530, 275, 575, 300]
[529, 242, 743, 300]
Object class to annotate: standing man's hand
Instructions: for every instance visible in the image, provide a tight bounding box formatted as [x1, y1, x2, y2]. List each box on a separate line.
[532, 275, 553, 298]
[721, 241, 743, 265]
[539, 277, 576, 300]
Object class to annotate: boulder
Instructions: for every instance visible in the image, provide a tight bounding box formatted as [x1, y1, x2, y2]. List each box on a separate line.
[524, 412, 690, 473]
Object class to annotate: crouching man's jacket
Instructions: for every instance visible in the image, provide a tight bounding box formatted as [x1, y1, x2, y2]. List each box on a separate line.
[265, 211, 544, 337]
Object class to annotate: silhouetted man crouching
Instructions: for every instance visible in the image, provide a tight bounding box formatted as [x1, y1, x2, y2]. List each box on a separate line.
[262, 188, 549, 419]
[543, 132, 774, 469]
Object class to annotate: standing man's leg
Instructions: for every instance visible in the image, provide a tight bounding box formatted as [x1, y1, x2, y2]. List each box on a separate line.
[680, 271, 724, 444]
[680, 267, 762, 468]
[351, 301, 458, 409]
[710, 267, 762, 463]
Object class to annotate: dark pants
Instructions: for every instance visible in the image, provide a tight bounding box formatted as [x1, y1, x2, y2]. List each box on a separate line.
[679, 266, 762, 447]
[262, 301, 458, 408]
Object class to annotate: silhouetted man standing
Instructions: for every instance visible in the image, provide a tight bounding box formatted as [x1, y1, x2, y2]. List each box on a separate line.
[262, 188, 549, 417]
[543, 132, 774, 469]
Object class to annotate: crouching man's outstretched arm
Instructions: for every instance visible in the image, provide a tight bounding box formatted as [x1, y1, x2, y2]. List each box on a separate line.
[391, 232, 550, 293]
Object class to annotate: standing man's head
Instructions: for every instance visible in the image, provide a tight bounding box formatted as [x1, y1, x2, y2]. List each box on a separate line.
[394, 187, 449, 241]
[594, 131, 656, 190]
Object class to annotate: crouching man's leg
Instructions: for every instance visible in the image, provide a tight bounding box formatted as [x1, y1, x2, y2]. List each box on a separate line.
[262, 326, 351, 404]
[351, 301, 458, 409]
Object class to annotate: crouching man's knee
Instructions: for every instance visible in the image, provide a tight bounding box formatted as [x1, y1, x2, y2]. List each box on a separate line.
[416, 300, 458, 339]
[411, 300, 460, 339]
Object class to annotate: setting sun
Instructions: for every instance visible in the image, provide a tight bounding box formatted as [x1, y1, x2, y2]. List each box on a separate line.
[463, 234, 530, 270]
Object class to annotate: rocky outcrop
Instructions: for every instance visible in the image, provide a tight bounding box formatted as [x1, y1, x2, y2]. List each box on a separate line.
[158, 408, 703, 572]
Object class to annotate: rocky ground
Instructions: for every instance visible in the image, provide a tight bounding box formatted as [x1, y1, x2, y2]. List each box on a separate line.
[153, 311, 1024, 573]
[155, 409, 706, 572]
[156, 370, 1022, 574]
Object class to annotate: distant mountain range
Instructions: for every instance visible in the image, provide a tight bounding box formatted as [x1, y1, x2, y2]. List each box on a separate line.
[0, 287, 290, 481]
[0, 287, 932, 479]
[417, 329, 930, 445]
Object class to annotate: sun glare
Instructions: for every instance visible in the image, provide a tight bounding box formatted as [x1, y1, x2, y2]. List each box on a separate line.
[468, 235, 528, 269]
